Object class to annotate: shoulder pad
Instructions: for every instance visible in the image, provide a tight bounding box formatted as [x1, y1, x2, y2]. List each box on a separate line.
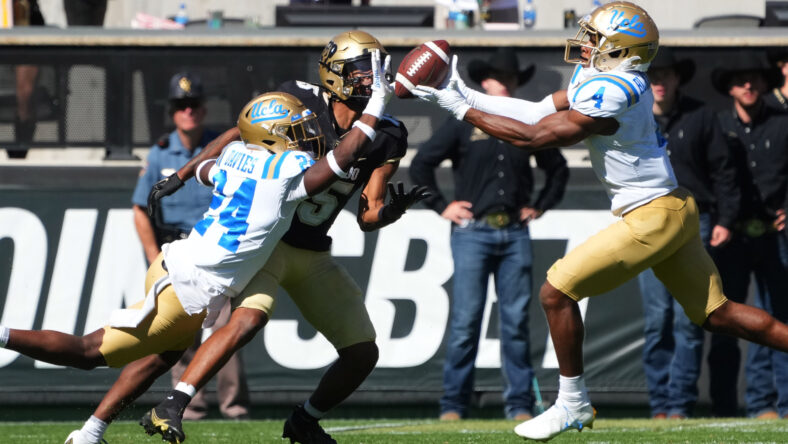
[260, 150, 314, 180]
[571, 73, 646, 118]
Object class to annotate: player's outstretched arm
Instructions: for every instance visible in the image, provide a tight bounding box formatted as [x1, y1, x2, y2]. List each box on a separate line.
[303, 50, 393, 196]
[464, 108, 618, 152]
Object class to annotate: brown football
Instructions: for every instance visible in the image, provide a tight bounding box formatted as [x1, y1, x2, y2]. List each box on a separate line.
[394, 40, 452, 99]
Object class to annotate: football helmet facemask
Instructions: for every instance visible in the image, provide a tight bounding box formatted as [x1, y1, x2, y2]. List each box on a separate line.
[565, 1, 659, 72]
[237, 92, 325, 159]
[319, 30, 390, 101]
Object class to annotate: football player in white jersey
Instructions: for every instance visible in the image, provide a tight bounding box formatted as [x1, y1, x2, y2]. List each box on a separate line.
[415, 1, 788, 441]
[0, 48, 392, 444]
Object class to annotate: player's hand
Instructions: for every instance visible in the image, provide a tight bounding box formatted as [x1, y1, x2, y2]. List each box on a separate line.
[146, 173, 184, 217]
[413, 82, 470, 120]
[363, 49, 393, 119]
[387, 181, 431, 214]
[442, 55, 476, 103]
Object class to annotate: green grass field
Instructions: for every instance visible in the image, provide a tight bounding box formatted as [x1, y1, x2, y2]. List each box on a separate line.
[4, 418, 788, 444]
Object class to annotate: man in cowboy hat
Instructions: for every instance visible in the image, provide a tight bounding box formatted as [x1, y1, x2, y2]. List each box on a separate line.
[711, 51, 788, 419]
[410, 47, 568, 421]
[637, 47, 741, 420]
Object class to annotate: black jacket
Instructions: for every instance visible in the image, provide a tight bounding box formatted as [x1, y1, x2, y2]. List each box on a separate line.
[409, 117, 568, 219]
[657, 95, 740, 229]
[717, 101, 788, 221]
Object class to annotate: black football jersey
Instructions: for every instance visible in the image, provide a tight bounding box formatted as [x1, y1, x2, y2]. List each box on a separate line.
[278, 80, 408, 251]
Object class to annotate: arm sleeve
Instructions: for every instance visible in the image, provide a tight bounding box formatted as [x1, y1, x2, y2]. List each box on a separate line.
[131, 149, 160, 206]
[468, 93, 557, 125]
[532, 148, 570, 211]
[408, 118, 460, 214]
[705, 110, 740, 229]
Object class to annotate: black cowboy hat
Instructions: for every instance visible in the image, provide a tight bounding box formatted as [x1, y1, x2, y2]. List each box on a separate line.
[710, 52, 772, 95]
[647, 47, 695, 85]
[467, 47, 535, 86]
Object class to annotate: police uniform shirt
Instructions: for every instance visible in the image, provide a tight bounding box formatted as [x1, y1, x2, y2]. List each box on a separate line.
[717, 104, 788, 220]
[276, 80, 409, 251]
[409, 117, 568, 219]
[131, 130, 218, 232]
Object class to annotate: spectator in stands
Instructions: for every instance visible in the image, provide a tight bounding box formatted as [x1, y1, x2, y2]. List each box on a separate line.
[710, 52, 788, 419]
[410, 48, 568, 421]
[638, 47, 740, 419]
[131, 72, 250, 421]
[64, 0, 107, 26]
[766, 48, 788, 112]
[7, 0, 44, 159]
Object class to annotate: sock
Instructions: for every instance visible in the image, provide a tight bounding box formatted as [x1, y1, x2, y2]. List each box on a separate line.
[164, 387, 193, 413]
[303, 400, 326, 419]
[557, 374, 590, 407]
[80, 415, 108, 444]
[0, 326, 9, 348]
[175, 381, 197, 398]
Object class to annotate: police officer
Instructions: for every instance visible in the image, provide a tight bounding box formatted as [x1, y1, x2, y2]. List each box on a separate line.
[131, 71, 250, 421]
[710, 52, 788, 418]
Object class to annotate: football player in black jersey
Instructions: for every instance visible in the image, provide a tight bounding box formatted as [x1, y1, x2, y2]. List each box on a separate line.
[145, 30, 428, 444]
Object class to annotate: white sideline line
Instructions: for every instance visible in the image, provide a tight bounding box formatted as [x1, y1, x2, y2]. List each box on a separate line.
[326, 421, 430, 432]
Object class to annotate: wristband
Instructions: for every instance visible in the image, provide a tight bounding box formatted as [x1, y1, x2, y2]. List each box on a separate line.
[326, 150, 349, 179]
[195, 160, 213, 186]
[352, 120, 377, 142]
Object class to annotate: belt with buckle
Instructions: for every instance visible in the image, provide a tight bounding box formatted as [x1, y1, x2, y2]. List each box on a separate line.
[484, 211, 513, 229]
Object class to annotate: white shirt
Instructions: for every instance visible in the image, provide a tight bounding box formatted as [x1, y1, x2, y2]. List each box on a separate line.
[163, 141, 314, 326]
[567, 65, 678, 216]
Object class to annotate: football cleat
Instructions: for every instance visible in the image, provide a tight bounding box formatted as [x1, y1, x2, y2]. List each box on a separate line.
[513, 399, 595, 442]
[282, 405, 337, 444]
[64, 430, 107, 444]
[140, 404, 186, 444]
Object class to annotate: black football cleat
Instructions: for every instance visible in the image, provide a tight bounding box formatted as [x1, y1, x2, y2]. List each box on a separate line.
[140, 402, 186, 444]
[282, 405, 337, 444]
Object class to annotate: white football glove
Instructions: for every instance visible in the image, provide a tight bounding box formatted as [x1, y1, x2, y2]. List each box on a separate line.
[413, 81, 470, 120]
[442, 54, 480, 106]
[362, 49, 393, 119]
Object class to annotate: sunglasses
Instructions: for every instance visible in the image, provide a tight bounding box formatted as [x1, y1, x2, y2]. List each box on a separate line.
[171, 99, 203, 111]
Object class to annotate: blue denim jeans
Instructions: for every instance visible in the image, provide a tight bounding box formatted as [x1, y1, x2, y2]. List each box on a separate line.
[441, 220, 534, 418]
[637, 212, 710, 417]
[709, 227, 788, 417]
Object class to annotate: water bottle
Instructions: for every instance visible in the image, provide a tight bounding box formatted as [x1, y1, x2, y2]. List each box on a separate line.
[174, 3, 189, 26]
[522, 0, 536, 29]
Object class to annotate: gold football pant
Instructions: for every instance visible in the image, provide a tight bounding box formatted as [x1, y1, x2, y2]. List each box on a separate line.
[547, 188, 727, 325]
[241, 241, 376, 350]
[98, 254, 206, 367]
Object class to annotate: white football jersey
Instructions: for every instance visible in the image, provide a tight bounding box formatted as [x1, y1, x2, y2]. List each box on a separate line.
[567, 65, 677, 216]
[163, 141, 315, 323]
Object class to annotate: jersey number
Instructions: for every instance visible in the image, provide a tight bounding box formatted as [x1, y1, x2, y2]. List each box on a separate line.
[591, 87, 605, 109]
[296, 181, 355, 226]
[194, 170, 256, 253]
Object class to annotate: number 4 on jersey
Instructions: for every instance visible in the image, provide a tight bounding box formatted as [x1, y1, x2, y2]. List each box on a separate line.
[591, 86, 605, 109]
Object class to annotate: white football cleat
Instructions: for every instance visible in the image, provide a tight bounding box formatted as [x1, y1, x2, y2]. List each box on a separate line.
[64, 430, 106, 444]
[514, 399, 595, 441]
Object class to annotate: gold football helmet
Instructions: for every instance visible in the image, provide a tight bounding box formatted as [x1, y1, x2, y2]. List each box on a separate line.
[237, 92, 325, 159]
[565, 1, 659, 72]
[319, 30, 388, 101]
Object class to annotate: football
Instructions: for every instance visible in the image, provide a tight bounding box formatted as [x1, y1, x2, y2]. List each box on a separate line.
[394, 40, 452, 99]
